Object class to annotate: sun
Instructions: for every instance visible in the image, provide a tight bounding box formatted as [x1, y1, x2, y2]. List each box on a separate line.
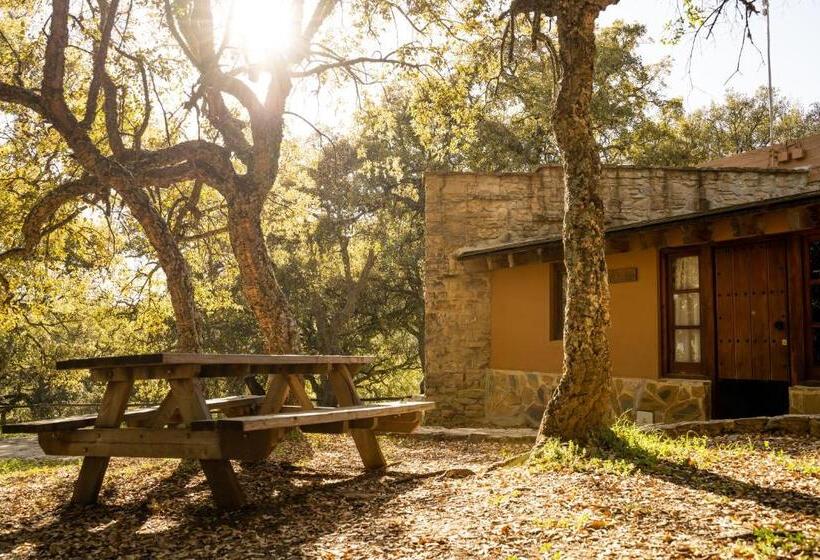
[230, 0, 295, 66]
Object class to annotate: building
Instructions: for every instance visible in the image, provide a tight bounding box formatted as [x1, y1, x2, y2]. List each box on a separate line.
[424, 150, 820, 427]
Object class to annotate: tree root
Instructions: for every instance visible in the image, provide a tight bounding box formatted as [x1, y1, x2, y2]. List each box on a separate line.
[483, 451, 531, 474]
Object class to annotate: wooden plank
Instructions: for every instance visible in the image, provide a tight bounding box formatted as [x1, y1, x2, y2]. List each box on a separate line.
[715, 247, 736, 379]
[90, 364, 202, 382]
[370, 411, 423, 433]
[732, 245, 753, 378]
[767, 240, 790, 381]
[699, 245, 716, 381]
[38, 428, 223, 459]
[170, 377, 246, 509]
[787, 235, 806, 385]
[258, 374, 290, 415]
[169, 378, 210, 427]
[57, 353, 374, 371]
[6, 395, 264, 433]
[286, 375, 315, 410]
[749, 243, 772, 380]
[3, 413, 100, 434]
[71, 379, 133, 505]
[329, 365, 386, 469]
[134, 391, 180, 428]
[191, 402, 436, 432]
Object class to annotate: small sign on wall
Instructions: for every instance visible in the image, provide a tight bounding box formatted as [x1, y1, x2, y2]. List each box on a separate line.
[609, 267, 638, 284]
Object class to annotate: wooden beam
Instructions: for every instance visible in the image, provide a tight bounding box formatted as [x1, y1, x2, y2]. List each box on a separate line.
[57, 353, 375, 371]
[191, 401, 435, 433]
[329, 364, 387, 470]
[605, 236, 630, 254]
[71, 379, 133, 505]
[38, 428, 223, 460]
[730, 213, 765, 237]
[680, 223, 712, 244]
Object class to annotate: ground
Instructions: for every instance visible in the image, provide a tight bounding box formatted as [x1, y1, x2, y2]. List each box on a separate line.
[0, 431, 818, 559]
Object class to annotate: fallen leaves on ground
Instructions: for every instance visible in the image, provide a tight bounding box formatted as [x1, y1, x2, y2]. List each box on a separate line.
[0, 433, 817, 559]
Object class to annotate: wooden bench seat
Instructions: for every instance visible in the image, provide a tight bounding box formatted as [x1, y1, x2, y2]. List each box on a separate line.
[191, 401, 436, 433]
[1, 395, 264, 434]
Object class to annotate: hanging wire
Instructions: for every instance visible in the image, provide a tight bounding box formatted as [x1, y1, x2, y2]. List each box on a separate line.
[763, 0, 775, 160]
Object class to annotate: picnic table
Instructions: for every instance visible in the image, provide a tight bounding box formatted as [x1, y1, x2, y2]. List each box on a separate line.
[1, 353, 434, 508]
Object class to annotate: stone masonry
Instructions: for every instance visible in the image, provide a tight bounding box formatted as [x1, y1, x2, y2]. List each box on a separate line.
[789, 385, 820, 414]
[485, 370, 709, 428]
[424, 166, 810, 426]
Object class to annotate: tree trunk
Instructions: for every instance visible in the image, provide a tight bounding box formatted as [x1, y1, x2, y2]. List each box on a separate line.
[536, 1, 615, 445]
[225, 191, 299, 354]
[117, 187, 203, 353]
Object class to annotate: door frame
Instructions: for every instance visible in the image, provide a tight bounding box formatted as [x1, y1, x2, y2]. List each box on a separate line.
[660, 231, 812, 386]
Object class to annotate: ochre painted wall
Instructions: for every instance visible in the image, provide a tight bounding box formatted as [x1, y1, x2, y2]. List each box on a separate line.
[490, 248, 659, 378]
[487, 210, 803, 379]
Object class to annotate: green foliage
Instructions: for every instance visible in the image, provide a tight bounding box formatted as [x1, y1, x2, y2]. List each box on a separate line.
[0, 0, 818, 415]
[0, 457, 80, 477]
[735, 526, 820, 559]
[529, 419, 713, 475]
[629, 88, 820, 166]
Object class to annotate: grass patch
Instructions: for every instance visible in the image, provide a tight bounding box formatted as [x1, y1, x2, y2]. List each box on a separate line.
[734, 526, 819, 559]
[529, 419, 712, 475]
[0, 457, 79, 477]
[770, 449, 820, 477]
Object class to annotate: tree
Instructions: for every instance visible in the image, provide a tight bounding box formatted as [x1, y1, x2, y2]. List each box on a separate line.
[628, 88, 820, 166]
[503, 0, 619, 444]
[410, 19, 671, 171]
[0, 0, 428, 358]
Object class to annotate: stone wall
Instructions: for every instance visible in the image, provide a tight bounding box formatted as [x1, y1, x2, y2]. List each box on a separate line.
[485, 370, 710, 427]
[424, 166, 810, 426]
[789, 386, 820, 414]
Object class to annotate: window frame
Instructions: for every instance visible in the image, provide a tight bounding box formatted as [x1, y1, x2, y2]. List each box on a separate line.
[549, 261, 566, 341]
[661, 247, 708, 377]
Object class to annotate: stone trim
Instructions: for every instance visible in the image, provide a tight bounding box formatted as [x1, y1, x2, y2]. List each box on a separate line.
[485, 370, 710, 428]
[789, 385, 820, 414]
[649, 415, 820, 438]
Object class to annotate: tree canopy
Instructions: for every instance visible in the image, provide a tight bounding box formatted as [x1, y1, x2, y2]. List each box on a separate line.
[0, 0, 816, 418]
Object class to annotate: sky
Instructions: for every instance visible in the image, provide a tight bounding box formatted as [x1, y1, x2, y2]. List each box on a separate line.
[284, 0, 820, 137]
[599, 0, 820, 111]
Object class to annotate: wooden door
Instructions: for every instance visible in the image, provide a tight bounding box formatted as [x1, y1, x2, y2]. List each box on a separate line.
[714, 239, 789, 381]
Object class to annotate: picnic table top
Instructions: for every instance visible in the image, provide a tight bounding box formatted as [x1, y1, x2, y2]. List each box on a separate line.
[56, 353, 375, 370]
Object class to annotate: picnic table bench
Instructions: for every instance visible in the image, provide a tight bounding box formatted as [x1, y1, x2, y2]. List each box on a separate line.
[1, 353, 434, 508]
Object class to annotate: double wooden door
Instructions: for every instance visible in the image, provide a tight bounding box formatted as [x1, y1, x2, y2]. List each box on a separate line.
[714, 240, 790, 381]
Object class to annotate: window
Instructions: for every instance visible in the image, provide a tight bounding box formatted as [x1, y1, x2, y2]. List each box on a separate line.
[550, 262, 566, 340]
[664, 250, 703, 374]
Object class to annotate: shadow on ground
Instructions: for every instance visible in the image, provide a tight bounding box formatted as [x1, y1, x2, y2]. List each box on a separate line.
[0, 457, 438, 559]
[590, 430, 820, 517]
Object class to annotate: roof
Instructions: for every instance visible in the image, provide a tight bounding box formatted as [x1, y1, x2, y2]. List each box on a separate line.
[425, 163, 805, 179]
[456, 187, 820, 260]
[700, 133, 820, 181]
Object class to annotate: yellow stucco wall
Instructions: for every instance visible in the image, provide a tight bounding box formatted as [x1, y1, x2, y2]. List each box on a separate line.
[488, 210, 804, 379]
[490, 249, 659, 378]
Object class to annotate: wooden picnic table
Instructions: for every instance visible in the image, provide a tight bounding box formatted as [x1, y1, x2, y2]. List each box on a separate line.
[1, 353, 434, 508]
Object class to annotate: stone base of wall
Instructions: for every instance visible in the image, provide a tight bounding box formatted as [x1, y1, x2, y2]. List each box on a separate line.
[651, 415, 820, 438]
[789, 386, 820, 414]
[485, 370, 710, 428]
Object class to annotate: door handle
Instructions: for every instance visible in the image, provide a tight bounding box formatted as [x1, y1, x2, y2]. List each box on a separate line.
[774, 320, 786, 331]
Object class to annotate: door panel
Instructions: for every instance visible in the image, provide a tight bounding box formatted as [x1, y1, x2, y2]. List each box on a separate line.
[715, 240, 789, 381]
[767, 243, 790, 377]
[715, 247, 736, 378]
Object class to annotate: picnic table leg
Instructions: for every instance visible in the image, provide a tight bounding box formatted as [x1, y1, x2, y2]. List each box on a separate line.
[169, 379, 246, 509]
[71, 379, 133, 505]
[328, 365, 386, 470]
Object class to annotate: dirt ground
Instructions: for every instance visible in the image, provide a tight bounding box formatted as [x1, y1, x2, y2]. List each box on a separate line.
[0, 433, 817, 559]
